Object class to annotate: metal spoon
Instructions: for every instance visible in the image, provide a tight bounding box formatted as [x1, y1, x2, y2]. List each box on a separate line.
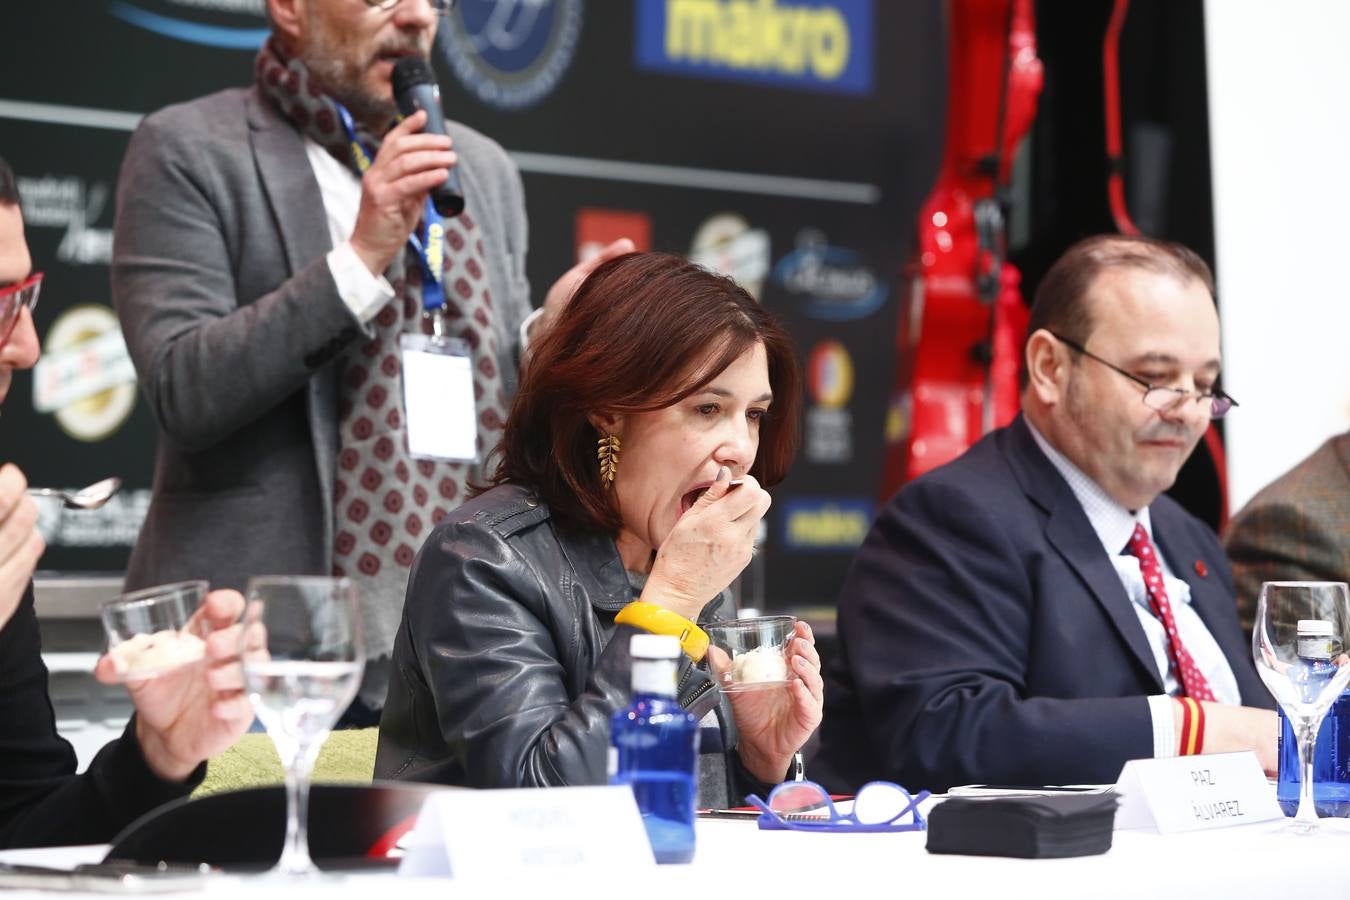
[27, 476, 122, 510]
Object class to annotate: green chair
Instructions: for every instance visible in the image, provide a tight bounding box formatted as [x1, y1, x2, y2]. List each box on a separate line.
[194, 728, 378, 798]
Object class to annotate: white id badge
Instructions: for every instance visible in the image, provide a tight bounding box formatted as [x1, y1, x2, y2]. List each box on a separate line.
[399, 333, 479, 462]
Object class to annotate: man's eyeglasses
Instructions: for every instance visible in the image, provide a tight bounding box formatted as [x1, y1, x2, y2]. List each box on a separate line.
[0, 272, 42, 349]
[1049, 331, 1238, 420]
[364, 0, 456, 13]
[746, 779, 929, 833]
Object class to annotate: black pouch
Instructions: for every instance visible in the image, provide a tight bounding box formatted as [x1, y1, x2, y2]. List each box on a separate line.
[925, 793, 1119, 859]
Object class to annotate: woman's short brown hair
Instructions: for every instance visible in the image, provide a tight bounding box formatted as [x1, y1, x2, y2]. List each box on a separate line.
[491, 252, 801, 534]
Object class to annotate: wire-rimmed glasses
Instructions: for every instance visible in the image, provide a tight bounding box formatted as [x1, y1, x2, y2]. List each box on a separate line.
[363, 0, 456, 13]
[0, 272, 42, 348]
[746, 780, 930, 833]
[1049, 331, 1237, 419]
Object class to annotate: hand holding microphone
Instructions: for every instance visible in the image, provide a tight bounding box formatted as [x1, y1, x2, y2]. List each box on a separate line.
[348, 58, 461, 277]
[392, 57, 464, 218]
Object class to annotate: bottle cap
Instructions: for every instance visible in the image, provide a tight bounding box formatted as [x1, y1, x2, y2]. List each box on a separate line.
[1297, 619, 1334, 636]
[630, 633, 681, 660]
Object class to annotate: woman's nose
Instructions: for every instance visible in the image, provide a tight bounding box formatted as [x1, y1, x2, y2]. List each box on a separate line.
[713, 421, 756, 474]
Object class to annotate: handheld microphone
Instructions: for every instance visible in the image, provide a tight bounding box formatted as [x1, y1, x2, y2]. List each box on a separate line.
[391, 57, 465, 218]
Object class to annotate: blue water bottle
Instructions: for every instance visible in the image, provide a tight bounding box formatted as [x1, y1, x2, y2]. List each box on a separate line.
[608, 633, 699, 864]
[1276, 618, 1350, 816]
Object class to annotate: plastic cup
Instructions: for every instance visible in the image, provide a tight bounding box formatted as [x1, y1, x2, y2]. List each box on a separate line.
[705, 615, 797, 692]
[99, 580, 209, 681]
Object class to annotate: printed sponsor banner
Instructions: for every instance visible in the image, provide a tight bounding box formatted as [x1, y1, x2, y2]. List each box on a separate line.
[634, 0, 874, 95]
[4, 125, 154, 570]
[1, 2, 945, 606]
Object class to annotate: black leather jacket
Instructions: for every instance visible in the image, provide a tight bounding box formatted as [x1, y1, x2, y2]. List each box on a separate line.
[375, 483, 773, 807]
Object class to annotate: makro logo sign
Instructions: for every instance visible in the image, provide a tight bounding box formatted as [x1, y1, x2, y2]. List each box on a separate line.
[780, 497, 873, 551]
[635, 0, 873, 95]
[106, 0, 268, 49]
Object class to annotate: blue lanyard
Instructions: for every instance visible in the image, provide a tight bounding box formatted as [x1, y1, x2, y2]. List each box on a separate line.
[333, 103, 446, 314]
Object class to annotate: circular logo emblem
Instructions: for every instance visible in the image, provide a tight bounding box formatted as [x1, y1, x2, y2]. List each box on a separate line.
[688, 213, 771, 299]
[35, 305, 138, 442]
[439, 0, 584, 111]
[806, 340, 854, 409]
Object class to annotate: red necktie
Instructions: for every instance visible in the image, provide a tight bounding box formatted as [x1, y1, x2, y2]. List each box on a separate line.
[1126, 523, 1216, 701]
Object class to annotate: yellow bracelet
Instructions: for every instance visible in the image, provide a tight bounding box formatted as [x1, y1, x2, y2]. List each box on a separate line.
[614, 601, 710, 662]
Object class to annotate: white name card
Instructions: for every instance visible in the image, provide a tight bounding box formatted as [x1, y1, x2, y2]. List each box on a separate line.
[1113, 751, 1283, 833]
[398, 785, 656, 879]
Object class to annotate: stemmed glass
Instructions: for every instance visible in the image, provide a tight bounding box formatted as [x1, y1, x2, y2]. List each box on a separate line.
[240, 576, 365, 875]
[1252, 581, 1350, 834]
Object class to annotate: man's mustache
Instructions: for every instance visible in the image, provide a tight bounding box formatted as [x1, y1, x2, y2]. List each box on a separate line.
[1137, 422, 1195, 443]
[373, 39, 431, 62]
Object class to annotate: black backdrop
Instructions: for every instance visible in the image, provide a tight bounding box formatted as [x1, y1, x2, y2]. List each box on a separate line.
[0, 0, 947, 611]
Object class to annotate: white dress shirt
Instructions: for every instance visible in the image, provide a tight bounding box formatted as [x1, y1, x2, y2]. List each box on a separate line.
[1026, 422, 1241, 759]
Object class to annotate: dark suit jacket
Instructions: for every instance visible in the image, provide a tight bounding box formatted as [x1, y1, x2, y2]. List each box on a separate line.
[1225, 432, 1350, 635]
[812, 415, 1269, 794]
[0, 585, 197, 849]
[111, 87, 532, 647]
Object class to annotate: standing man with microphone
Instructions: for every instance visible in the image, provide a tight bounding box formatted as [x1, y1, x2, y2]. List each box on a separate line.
[112, 0, 631, 725]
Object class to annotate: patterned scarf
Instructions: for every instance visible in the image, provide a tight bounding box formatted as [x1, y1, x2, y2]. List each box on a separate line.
[256, 40, 508, 684]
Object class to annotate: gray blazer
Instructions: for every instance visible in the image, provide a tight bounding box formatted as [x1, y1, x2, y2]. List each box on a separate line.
[112, 86, 532, 594]
[1225, 432, 1350, 635]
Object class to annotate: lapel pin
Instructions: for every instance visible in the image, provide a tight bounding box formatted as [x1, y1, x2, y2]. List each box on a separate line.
[1194, 560, 1209, 578]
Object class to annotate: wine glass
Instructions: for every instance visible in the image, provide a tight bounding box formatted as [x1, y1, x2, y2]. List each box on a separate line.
[1252, 581, 1350, 834]
[241, 576, 365, 875]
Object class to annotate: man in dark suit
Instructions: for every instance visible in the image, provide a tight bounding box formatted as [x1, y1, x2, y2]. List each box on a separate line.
[1226, 430, 1350, 635]
[0, 155, 252, 849]
[814, 235, 1275, 793]
[111, 0, 628, 721]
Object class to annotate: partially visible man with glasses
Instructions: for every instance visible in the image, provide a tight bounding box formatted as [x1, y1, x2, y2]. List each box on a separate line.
[112, 0, 633, 726]
[815, 234, 1275, 794]
[0, 156, 45, 631]
[0, 156, 252, 849]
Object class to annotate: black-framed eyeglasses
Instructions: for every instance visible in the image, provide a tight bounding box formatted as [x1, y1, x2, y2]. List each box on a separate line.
[0, 272, 42, 349]
[363, 0, 456, 13]
[746, 779, 930, 833]
[1049, 331, 1238, 420]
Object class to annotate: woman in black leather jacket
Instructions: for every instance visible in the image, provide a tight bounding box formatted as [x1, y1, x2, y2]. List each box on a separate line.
[376, 252, 823, 806]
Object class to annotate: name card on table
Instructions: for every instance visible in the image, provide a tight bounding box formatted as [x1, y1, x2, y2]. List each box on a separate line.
[1113, 751, 1283, 833]
[398, 785, 656, 878]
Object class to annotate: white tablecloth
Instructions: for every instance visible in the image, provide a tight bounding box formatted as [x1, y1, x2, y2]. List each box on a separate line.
[3, 813, 1349, 900]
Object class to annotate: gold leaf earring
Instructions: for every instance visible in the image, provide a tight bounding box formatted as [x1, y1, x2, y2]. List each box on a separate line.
[597, 433, 621, 487]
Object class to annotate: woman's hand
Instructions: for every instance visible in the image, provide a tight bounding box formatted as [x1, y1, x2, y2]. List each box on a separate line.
[642, 467, 769, 621]
[727, 620, 824, 784]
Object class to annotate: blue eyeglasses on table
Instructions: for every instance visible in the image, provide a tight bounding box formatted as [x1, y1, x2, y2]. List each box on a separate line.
[746, 779, 930, 833]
